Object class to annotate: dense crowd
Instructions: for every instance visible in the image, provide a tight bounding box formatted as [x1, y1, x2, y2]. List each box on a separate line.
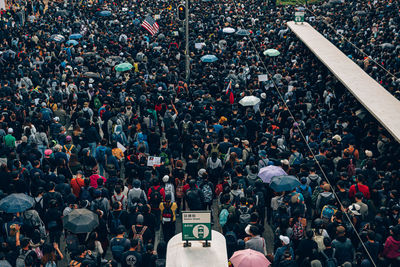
[0, 0, 398, 266]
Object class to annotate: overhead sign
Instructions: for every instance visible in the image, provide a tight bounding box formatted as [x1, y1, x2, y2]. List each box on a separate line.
[182, 211, 211, 241]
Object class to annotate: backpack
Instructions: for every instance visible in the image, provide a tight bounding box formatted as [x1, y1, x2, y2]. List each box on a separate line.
[238, 206, 251, 224]
[308, 177, 320, 190]
[201, 182, 213, 204]
[64, 144, 75, 158]
[299, 186, 312, 205]
[149, 187, 162, 209]
[132, 225, 147, 251]
[96, 147, 107, 163]
[321, 248, 337, 267]
[255, 191, 265, 208]
[313, 233, 326, 252]
[181, 121, 191, 135]
[16, 249, 31, 267]
[92, 198, 107, 215]
[162, 202, 173, 223]
[130, 189, 145, 207]
[155, 258, 166, 267]
[176, 179, 185, 199]
[79, 186, 92, 201]
[292, 221, 305, 240]
[110, 211, 123, 235]
[33, 197, 45, 218]
[225, 231, 237, 247]
[219, 208, 229, 227]
[45, 261, 57, 267]
[290, 152, 303, 166]
[347, 159, 356, 178]
[94, 96, 102, 109]
[321, 205, 336, 221]
[210, 144, 220, 155]
[111, 237, 127, 262]
[66, 234, 79, 254]
[319, 193, 334, 210]
[159, 149, 170, 166]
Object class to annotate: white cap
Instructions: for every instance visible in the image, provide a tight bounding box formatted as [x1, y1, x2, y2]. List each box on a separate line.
[281, 159, 289, 166]
[162, 175, 169, 183]
[54, 117, 60, 122]
[8, 128, 13, 134]
[365, 150, 373, 158]
[261, 93, 266, 99]
[332, 134, 342, 142]
[279, 235, 290, 245]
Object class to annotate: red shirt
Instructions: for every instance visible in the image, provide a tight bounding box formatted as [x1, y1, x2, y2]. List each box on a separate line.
[349, 183, 370, 199]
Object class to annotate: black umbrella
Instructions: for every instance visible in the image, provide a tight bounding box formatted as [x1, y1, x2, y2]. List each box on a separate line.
[0, 193, 34, 213]
[63, 209, 99, 233]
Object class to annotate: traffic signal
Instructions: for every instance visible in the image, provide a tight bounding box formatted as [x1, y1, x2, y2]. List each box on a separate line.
[177, 4, 185, 21]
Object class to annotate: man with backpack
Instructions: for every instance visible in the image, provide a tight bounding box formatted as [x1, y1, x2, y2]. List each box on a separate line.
[131, 214, 152, 251]
[317, 237, 338, 267]
[128, 179, 147, 210]
[332, 226, 354, 266]
[297, 178, 312, 218]
[316, 184, 334, 215]
[185, 179, 204, 211]
[147, 179, 165, 230]
[289, 145, 303, 168]
[95, 139, 109, 176]
[159, 194, 177, 243]
[62, 136, 76, 159]
[16, 237, 38, 267]
[91, 189, 110, 219]
[110, 226, 131, 264]
[219, 194, 237, 234]
[109, 202, 129, 236]
[200, 174, 214, 211]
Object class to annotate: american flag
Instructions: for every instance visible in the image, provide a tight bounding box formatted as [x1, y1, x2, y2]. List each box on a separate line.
[141, 15, 159, 36]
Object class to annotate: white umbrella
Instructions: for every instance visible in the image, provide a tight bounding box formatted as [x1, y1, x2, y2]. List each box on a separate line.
[239, 96, 261, 107]
[223, 27, 235, 34]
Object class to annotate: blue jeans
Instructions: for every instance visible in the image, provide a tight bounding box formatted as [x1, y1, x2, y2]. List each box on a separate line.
[38, 145, 46, 159]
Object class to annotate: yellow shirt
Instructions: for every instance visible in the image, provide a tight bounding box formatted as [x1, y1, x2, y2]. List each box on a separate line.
[159, 202, 178, 222]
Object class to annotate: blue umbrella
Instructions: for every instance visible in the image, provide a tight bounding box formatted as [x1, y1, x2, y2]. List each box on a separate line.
[66, 40, 79, 46]
[0, 193, 34, 213]
[69, 33, 83, 40]
[235, 29, 250, 36]
[98, 10, 112, 17]
[258, 165, 287, 183]
[270, 175, 301, 192]
[50, 34, 65, 43]
[200, 55, 218, 63]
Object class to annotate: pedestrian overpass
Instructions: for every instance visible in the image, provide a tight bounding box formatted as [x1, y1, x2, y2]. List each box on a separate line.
[287, 21, 400, 143]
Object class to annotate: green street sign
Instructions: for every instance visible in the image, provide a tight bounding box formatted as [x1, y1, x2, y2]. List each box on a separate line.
[182, 211, 212, 241]
[295, 11, 305, 23]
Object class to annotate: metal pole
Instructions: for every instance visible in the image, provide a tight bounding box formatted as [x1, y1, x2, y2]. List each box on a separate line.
[185, 0, 190, 81]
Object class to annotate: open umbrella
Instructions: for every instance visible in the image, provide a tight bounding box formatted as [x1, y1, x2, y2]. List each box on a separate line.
[50, 34, 65, 43]
[381, 43, 394, 49]
[63, 209, 99, 233]
[0, 193, 34, 213]
[98, 10, 112, 17]
[66, 40, 79, 46]
[55, 10, 69, 16]
[223, 27, 236, 34]
[236, 29, 250, 36]
[239, 96, 261, 107]
[200, 55, 218, 63]
[3, 50, 16, 60]
[115, 62, 133, 72]
[84, 72, 101, 78]
[258, 165, 287, 183]
[263, 49, 280, 57]
[230, 249, 271, 267]
[69, 33, 83, 40]
[270, 175, 301, 192]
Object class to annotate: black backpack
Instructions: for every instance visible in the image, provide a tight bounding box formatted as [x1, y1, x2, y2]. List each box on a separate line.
[299, 186, 312, 205]
[110, 211, 123, 235]
[149, 187, 162, 209]
[162, 202, 173, 223]
[320, 248, 337, 267]
[319, 193, 334, 209]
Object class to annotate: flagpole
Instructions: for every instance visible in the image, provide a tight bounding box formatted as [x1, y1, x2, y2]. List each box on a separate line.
[185, 0, 190, 82]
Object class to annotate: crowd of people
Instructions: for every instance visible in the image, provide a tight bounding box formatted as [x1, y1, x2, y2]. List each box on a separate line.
[0, 0, 398, 266]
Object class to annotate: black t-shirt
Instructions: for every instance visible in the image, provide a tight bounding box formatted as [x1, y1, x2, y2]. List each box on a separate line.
[121, 250, 142, 267]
